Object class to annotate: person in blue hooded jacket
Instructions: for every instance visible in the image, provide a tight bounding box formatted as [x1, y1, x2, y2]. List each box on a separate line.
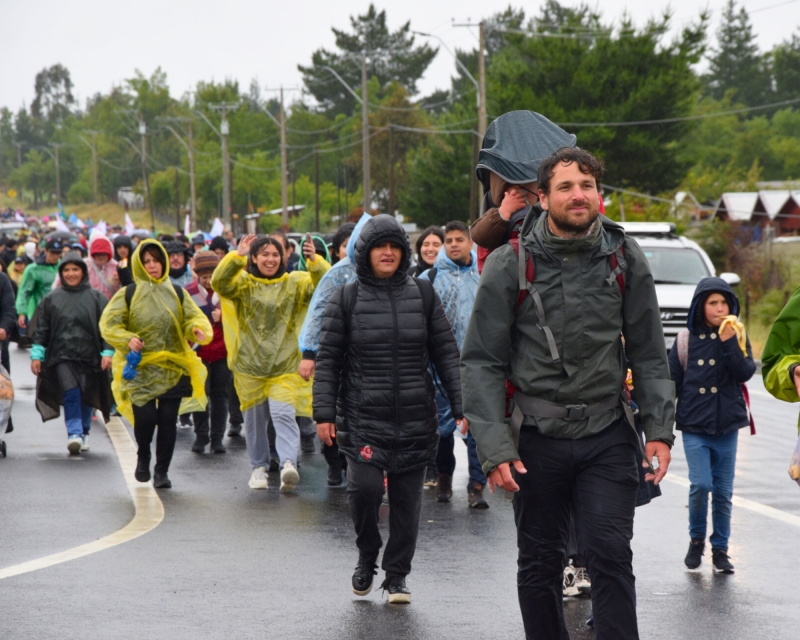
[668, 276, 755, 574]
[298, 214, 371, 485]
[418, 221, 489, 508]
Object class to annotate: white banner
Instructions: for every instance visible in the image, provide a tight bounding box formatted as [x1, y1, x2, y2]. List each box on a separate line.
[184, 214, 191, 238]
[124, 213, 135, 235]
[95, 220, 108, 236]
[209, 217, 224, 238]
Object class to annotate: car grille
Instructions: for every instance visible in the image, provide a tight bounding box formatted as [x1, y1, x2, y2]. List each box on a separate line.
[660, 308, 689, 333]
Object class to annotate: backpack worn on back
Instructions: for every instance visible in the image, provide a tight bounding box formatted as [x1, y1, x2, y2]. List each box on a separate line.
[340, 277, 435, 323]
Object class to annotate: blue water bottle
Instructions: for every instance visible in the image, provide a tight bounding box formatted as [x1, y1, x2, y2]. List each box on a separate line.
[122, 350, 142, 380]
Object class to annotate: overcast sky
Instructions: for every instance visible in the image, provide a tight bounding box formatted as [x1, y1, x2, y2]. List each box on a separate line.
[2, 0, 798, 113]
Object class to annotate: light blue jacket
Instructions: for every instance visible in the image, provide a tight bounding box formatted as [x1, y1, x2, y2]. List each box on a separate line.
[298, 214, 371, 356]
[418, 248, 479, 350]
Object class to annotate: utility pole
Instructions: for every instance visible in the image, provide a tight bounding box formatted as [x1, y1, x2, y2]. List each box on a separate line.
[361, 55, 371, 214]
[314, 149, 320, 232]
[138, 119, 152, 226]
[344, 166, 348, 215]
[50, 143, 65, 201]
[79, 131, 100, 203]
[208, 102, 239, 230]
[336, 165, 341, 219]
[160, 117, 197, 228]
[388, 125, 394, 216]
[280, 88, 289, 231]
[477, 22, 488, 143]
[174, 166, 180, 230]
[13, 142, 23, 168]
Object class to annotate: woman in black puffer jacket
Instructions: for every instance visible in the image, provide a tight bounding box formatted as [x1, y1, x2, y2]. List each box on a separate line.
[314, 214, 464, 604]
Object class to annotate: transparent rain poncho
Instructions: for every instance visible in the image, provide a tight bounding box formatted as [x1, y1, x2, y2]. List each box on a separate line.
[212, 251, 329, 415]
[99, 239, 213, 424]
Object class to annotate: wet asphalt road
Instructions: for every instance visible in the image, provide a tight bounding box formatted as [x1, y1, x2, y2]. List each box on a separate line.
[2, 346, 800, 640]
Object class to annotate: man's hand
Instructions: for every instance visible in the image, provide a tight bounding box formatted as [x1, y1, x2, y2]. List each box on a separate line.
[302, 233, 317, 262]
[101, 356, 112, 371]
[487, 460, 528, 493]
[719, 323, 736, 342]
[498, 189, 527, 220]
[31, 359, 41, 375]
[456, 417, 469, 436]
[128, 337, 144, 352]
[644, 441, 671, 485]
[211, 308, 221, 323]
[237, 233, 257, 257]
[193, 328, 206, 343]
[298, 358, 315, 381]
[317, 421, 336, 446]
[0, 328, 7, 342]
[18, 314, 26, 329]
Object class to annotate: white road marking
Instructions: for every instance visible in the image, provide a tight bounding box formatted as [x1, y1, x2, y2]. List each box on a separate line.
[0, 417, 164, 580]
[663, 474, 800, 528]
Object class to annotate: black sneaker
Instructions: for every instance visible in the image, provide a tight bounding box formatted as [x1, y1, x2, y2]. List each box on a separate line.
[153, 473, 172, 489]
[301, 434, 316, 454]
[327, 463, 343, 486]
[381, 574, 411, 604]
[423, 467, 438, 488]
[352, 554, 378, 596]
[436, 474, 453, 502]
[268, 458, 280, 473]
[210, 440, 227, 454]
[227, 423, 242, 437]
[468, 482, 489, 509]
[712, 549, 734, 573]
[684, 539, 705, 569]
[191, 436, 209, 453]
[134, 458, 151, 483]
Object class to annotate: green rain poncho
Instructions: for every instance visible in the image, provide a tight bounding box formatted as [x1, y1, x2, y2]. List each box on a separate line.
[211, 251, 329, 414]
[99, 239, 213, 424]
[763, 286, 800, 417]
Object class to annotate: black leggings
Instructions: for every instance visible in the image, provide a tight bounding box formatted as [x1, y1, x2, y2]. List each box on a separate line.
[132, 398, 182, 475]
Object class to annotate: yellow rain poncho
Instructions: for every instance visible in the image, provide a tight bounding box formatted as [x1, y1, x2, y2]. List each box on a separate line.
[99, 239, 213, 424]
[211, 251, 329, 415]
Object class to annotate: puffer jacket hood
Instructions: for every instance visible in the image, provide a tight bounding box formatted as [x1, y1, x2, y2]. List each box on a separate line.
[58, 251, 89, 291]
[687, 277, 740, 334]
[354, 214, 411, 285]
[476, 111, 577, 192]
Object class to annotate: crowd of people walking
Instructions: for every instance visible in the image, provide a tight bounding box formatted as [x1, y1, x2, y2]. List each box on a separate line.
[7, 109, 795, 640]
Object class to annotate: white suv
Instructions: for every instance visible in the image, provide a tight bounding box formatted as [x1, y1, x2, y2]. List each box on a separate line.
[619, 223, 740, 349]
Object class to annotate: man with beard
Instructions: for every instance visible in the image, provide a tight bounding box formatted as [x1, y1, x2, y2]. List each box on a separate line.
[461, 147, 674, 640]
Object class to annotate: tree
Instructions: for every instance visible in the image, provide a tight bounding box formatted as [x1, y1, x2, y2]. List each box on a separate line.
[772, 31, 800, 104]
[298, 4, 437, 115]
[704, 0, 771, 107]
[31, 64, 75, 124]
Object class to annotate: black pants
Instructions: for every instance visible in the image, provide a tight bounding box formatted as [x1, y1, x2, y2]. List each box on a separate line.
[132, 398, 182, 475]
[192, 359, 231, 443]
[322, 439, 348, 471]
[435, 432, 456, 476]
[228, 379, 243, 426]
[515, 419, 640, 640]
[346, 458, 426, 577]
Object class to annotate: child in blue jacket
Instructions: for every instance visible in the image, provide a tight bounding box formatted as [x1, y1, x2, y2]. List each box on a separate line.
[669, 277, 755, 574]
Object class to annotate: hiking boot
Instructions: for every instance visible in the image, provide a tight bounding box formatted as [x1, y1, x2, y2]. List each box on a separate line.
[249, 466, 268, 490]
[382, 575, 411, 604]
[327, 462, 344, 486]
[352, 554, 378, 596]
[436, 474, 453, 502]
[712, 549, 734, 574]
[684, 539, 705, 569]
[210, 439, 227, 454]
[423, 467, 438, 488]
[562, 565, 579, 597]
[135, 457, 151, 483]
[191, 435, 209, 453]
[301, 434, 316, 454]
[227, 423, 242, 437]
[467, 482, 489, 509]
[80, 435, 90, 452]
[67, 435, 82, 455]
[280, 461, 300, 493]
[153, 472, 172, 489]
[574, 567, 591, 596]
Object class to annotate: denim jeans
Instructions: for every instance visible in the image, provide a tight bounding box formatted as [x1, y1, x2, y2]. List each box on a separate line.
[435, 431, 488, 489]
[62, 387, 93, 437]
[682, 430, 739, 550]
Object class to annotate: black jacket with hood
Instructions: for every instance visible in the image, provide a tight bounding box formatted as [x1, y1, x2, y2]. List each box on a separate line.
[113, 235, 134, 286]
[32, 251, 113, 422]
[313, 215, 463, 472]
[668, 277, 755, 436]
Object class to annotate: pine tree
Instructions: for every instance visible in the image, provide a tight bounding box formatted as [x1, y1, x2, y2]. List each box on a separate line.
[705, 0, 771, 106]
[772, 32, 800, 104]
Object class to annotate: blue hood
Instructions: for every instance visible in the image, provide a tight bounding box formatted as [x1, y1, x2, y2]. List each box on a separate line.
[687, 277, 740, 334]
[346, 213, 372, 263]
[432, 247, 478, 276]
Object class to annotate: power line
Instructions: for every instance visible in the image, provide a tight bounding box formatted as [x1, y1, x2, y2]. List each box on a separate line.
[749, 0, 800, 13]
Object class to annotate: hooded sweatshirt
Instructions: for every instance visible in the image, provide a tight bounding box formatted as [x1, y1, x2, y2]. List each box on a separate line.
[54, 235, 119, 299]
[113, 235, 134, 286]
[668, 277, 755, 435]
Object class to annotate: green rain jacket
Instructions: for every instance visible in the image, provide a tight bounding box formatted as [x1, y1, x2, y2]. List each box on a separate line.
[762, 285, 800, 408]
[16, 260, 59, 318]
[461, 211, 675, 474]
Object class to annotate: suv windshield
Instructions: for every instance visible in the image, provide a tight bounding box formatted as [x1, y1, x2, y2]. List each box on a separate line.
[641, 247, 711, 285]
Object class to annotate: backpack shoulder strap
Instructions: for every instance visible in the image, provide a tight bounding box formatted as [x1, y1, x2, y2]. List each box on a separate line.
[125, 283, 136, 308]
[427, 267, 437, 286]
[677, 329, 690, 372]
[341, 280, 359, 318]
[415, 277, 434, 320]
[172, 284, 184, 303]
[607, 247, 628, 294]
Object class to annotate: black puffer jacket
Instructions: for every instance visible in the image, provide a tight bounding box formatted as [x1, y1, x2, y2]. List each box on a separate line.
[313, 214, 463, 472]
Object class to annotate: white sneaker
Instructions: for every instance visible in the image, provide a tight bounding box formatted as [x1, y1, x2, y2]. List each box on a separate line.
[248, 466, 268, 490]
[280, 460, 300, 493]
[574, 567, 591, 596]
[562, 565, 579, 597]
[81, 435, 90, 451]
[67, 435, 82, 455]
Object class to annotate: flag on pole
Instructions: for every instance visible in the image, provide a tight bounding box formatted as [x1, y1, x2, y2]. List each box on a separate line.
[95, 220, 108, 236]
[55, 217, 71, 233]
[74, 218, 86, 229]
[184, 214, 191, 238]
[14, 211, 24, 222]
[125, 213, 135, 235]
[209, 217, 224, 238]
